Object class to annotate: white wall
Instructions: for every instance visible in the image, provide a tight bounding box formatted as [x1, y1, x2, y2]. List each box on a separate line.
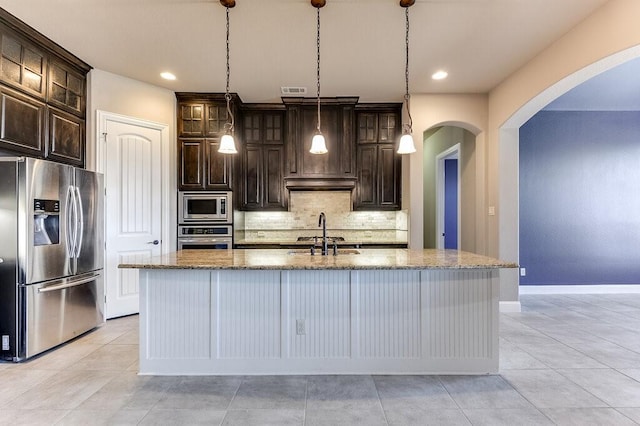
[86, 68, 177, 245]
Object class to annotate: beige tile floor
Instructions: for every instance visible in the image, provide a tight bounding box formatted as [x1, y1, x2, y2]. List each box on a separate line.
[2, 294, 640, 425]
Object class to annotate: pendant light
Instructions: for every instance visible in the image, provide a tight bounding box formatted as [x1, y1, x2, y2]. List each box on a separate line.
[309, 0, 328, 155]
[218, 0, 238, 154]
[397, 0, 417, 155]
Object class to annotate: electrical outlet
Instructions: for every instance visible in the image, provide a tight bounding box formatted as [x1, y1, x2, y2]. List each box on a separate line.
[488, 206, 496, 216]
[1, 335, 9, 351]
[520, 267, 526, 277]
[296, 319, 305, 335]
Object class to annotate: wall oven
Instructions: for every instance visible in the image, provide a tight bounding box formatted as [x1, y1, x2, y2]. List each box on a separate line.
[177, 225, 232, 250]
[178, 191, 231, 223]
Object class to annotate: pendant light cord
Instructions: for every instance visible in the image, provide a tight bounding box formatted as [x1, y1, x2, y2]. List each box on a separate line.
[225, 6, 235, 132]
[404, 7, 412, 133]
[316, 7, 322, 132]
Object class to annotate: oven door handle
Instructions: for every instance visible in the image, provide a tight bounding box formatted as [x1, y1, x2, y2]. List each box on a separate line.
[37, 273, 101, 293]
[178, 238, 229, 243]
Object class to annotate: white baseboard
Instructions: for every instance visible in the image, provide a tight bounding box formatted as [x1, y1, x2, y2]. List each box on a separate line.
[519, 284, 640, 295]
[500, 301, 522, 313]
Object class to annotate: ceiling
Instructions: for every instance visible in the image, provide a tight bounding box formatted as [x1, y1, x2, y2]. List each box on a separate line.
[1, 0, 610, 103]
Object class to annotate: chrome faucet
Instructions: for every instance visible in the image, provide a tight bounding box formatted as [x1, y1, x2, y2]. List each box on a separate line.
[318, 212, 328, 255]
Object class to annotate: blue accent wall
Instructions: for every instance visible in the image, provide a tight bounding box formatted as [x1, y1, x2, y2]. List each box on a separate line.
[519, 111, 640, 285]
[444, 159, 458, 249]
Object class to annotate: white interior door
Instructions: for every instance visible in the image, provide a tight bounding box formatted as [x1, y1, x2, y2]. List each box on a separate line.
[101, 115, 164, 318]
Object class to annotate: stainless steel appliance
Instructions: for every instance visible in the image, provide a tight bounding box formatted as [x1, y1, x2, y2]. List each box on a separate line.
[177, 225, 232, 250]
[178, 191, 231, 223]
[0, 157, 104, 361]
[177, 191, 233, 250]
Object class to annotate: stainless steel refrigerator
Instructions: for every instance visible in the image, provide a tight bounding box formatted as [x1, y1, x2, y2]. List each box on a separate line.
[0, 157, 104, 361]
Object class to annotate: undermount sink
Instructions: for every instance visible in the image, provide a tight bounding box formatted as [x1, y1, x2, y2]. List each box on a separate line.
[287, 249, 361, 256]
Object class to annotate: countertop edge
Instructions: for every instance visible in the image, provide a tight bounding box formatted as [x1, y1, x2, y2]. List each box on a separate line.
[118, 249, 518, 270]
[120, 265, 517, 270]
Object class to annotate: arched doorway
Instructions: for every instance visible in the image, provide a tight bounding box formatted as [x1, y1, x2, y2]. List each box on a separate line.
[423, 125, 477, 251]
[499, 47, 640, 298]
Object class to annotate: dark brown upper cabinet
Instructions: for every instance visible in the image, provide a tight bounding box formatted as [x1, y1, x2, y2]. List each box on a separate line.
[0, 9, 91, 167]
[177, 93, 240, 138]
[0, 86, 45, 155]
[177, 93, 403, 211]
[177, 138, 233, 190]
[238, 107, 287, 210]
[0, 29, 46, 99]
[176, 93, 240, 191]
[178, 103, 205, 137]
[178, 139, 204, 189]
[47, 107, 84, 166]
[48, 60, 85, 116]
[283, 97, 357, 190]
[354, 107, 402, 210]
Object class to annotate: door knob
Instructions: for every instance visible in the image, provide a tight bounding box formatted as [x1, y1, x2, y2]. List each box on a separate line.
[147, 240, 159, 245]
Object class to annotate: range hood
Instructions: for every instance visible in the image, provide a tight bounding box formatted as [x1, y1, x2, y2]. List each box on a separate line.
[284, 177, 357, 191]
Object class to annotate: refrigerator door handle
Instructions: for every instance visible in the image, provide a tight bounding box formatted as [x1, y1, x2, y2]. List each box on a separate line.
[65, 185, 76, 259]
[36, 272, 101, 293]
[74, 185, 84, 258]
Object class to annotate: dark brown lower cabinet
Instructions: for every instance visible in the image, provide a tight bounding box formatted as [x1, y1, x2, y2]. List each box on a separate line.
[47, 107, 84, 166]
[0, 86, 45, 156]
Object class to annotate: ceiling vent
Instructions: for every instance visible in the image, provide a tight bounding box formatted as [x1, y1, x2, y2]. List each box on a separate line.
[281, 86, 307, 96]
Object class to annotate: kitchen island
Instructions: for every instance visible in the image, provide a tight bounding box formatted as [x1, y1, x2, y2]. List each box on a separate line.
[120, 249, 516, 375]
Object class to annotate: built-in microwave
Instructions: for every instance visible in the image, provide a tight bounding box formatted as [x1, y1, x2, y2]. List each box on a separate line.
[178, 191, 232, 223]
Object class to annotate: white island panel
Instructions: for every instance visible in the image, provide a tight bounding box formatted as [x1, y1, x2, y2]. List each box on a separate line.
[286, 271, 351, 359]
[424, 269, 498, 372]
[138, 268, 499, 375]
[355, 270, 422, 359]
[142, 270, 211, 360]
[216, 270, 281, 359]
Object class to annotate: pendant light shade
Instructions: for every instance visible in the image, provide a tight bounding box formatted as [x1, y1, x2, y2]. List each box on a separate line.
[310, 0, 328, 155]
[219, 133, 238, 154]
[218, 0, 238, 154]
[397, 133, 416, 154]
[398, 1, 416, 155]
[310, 131, 328, 154]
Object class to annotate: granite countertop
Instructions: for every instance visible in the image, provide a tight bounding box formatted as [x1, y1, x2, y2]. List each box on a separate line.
[119, 249, 518, 270]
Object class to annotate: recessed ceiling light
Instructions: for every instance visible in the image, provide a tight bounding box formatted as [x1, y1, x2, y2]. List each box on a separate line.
[160, 72, 176, 81]
[432, 70, 448, 80]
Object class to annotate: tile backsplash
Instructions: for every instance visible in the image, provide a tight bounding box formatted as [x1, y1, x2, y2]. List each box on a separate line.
[234, 191, 408, 243]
